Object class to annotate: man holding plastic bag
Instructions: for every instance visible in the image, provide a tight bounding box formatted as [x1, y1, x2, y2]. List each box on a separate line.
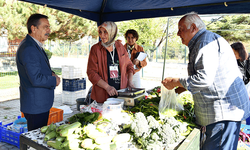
[162, 12, 250, 150]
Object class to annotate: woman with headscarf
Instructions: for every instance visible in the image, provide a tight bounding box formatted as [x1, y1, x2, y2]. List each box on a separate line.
[124, 29, 147, 88]
[231, 42, 250, 85]
[87, 21, 135, 103]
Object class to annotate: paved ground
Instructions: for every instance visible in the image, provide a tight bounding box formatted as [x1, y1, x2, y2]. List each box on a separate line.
[0, 93, 78, 150]
[0, 78, 171, 150]
[0, 57, 188, 149]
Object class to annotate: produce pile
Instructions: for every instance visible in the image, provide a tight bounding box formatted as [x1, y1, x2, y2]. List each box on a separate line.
[238, 125, 250, 149]
[40, 86, 196, 150]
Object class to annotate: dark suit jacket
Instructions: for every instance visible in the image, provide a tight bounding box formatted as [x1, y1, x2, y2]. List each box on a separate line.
[16, 34, 56, 114]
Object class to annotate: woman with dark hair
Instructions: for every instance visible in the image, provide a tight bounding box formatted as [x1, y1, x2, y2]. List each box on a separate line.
[231, 42, 250, 84]
[124, 29, 147, 88]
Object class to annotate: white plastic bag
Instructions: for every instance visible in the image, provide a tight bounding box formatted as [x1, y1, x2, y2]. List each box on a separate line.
[80, 100, 103, 113]
[245, 82, 250, 98]
[159, 84, 184, 119]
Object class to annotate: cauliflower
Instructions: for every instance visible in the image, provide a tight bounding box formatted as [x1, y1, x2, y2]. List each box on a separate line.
[129, 112, 187, 149]
[160, 123, 176, 144]
[151, 132, 160, 141]
[131, 112, 150, 138]
[147, 140, 163, 150]
[147, 115, 161, 129]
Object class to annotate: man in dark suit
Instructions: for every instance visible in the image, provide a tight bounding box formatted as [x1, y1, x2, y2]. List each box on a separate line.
[16, 14, 60, 131]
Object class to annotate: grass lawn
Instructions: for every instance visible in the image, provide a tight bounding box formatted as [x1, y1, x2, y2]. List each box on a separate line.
[0, 71, 19, 89]
[0, 68, 62, 89]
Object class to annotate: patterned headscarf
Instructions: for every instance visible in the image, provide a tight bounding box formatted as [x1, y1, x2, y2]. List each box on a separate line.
[98, 21, 117, 48]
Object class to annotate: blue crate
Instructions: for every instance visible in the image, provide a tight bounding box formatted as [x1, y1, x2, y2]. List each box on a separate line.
[241, 124, 250, 134]
[63, 78, 86, 91]
[246, 116, 250, 125]
[240, 124, 250, 147]
[0, 116, 26, 148]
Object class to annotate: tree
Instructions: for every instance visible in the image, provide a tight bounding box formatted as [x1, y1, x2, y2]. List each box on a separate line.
[0, 0, 98, 41]
[117, 17, 174, 60]
[206, 15, 250, 42]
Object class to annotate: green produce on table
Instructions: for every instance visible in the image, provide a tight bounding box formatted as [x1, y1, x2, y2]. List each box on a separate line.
[122, 123, 131, 130]
[39, 87, 198, 150]
[56, 124, 69, 133]
[40, 125, 49, 133]
[81, 138, 94, 149]
[61, 140, 69, 148]
[128, 97, 160, 120]
[120, 112, 189, 150]
[84, 143, 98, 150]
[44, 131, 57, 141]
[161, 108, 179, 117]
[84, 124, 108, 140]
[112, 133, 131, 145]
[68, 112, 100, 126]
[47, 140, 62, 149]
[59, 122, 81, 137]
[46, 123, 56, 135]
[148, 86, 161, 98]
[181, 126, 192, 136]
[96, 120, 111, 133]
[68, 138, 82, 150]
[174, 92, 196, 127]
[94, 143, 116, 150]
[66, 134, 79, 141]
[55, 136, 66, 142]
[95, 136, 112, 145]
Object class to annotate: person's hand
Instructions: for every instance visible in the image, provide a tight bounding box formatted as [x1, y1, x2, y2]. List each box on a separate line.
[161, 77, 179, 90]
[105, 85, 118, 96]
[175, 87, 186, 94]
[56, 76, 61, 86]
[127, 80, 135, 90]
[133, 59, 140, 66]
[52, 73, 61, 86]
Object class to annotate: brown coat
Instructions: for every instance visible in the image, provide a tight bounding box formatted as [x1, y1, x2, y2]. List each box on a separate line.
[124, 43, 147, 72]
[87, 41, 135, 103]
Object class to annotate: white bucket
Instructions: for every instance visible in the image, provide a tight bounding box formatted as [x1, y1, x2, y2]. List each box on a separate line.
[106, 98, 124, 108]
[103, 100, 122, 114]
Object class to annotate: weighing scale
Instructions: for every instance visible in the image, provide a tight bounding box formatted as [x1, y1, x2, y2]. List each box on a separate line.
[117, 88, 146, 106]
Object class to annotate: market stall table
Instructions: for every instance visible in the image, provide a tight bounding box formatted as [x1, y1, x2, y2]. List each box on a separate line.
[19, 125, 200, 150]
[18, 90, 200, 150]
[19, 105, 79, 150]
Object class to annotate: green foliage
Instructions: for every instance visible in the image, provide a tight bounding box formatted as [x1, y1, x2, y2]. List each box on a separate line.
[117, 18, 167, 50]
[51, 41, 89, 57]
[117, 17, 185, 60]
[52, 68, 62, 76]
[207, 15, 250, 42]
[44, 48, 52, 59]
[0, 0, 98, 41]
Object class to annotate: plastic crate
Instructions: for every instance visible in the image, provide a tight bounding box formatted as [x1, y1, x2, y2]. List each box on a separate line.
[63, 78, 86, 92]
[62, 65, 83, 79]
[246, 116, 250, 125]
[21, 107, 63, 125]
[0, 116, 26, 148]
[62, 90, 86, 105]
[240, 124, 250, 147]
[241, 124, 250, 134]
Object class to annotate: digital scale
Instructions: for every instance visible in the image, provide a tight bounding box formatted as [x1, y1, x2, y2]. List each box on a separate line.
[117, 88, 146, 106]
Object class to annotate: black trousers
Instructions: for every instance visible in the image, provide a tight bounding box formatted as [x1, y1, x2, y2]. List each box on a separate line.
[23, 111, 50, 131]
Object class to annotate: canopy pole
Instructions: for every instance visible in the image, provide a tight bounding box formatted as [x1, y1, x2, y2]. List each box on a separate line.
[162, 17, 170, 81]
[98, 0, 107, 25]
